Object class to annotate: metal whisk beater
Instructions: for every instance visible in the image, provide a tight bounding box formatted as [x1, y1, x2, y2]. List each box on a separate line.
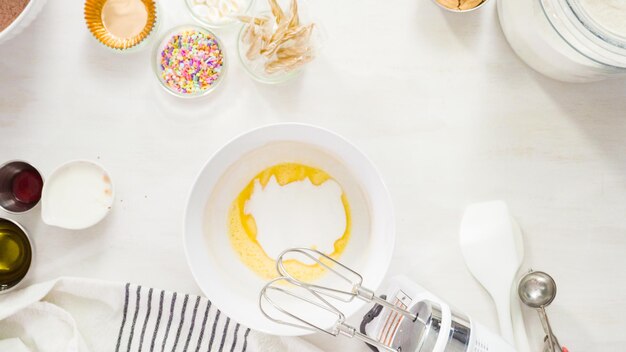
[259, 248, 419, 352]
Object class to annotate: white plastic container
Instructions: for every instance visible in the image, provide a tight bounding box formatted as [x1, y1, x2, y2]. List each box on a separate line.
[498, 0, 626, 82]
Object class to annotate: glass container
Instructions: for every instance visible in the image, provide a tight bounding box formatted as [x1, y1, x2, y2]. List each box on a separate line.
[186, 0, 256, 29]
[236, 2, 324, 85]
[153, 25, 227, 98]
[498, 0, 626, 82]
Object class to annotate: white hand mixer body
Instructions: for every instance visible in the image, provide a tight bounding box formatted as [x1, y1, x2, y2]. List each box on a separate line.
[361, 275, 516, 352]
[259, 248, 517, 352]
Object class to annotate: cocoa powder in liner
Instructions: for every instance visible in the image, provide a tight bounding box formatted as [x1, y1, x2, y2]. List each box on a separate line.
[0, 0, 30, 32]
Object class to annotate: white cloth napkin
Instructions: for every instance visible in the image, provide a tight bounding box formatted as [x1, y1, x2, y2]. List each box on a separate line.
[0, 277, 323, 352]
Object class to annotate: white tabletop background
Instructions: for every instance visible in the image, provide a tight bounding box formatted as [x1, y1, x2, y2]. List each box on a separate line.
[1, 0, 625, 351]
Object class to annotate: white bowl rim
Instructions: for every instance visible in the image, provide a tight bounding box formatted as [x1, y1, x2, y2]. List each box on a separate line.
[183, 122, 395, 336]
[0, 0, 41, 42]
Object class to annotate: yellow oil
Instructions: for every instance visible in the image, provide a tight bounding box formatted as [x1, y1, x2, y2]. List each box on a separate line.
[228, 162, 351, 281]
[0, 219, 32, 291]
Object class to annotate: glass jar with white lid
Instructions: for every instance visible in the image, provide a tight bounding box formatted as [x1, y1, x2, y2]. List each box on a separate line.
[498, 0, 626, 82]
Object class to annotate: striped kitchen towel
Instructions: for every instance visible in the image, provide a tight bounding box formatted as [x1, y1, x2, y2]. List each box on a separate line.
[0, 278, 323, 352]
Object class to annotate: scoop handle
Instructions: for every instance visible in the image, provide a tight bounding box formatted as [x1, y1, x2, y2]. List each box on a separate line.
[511, 282, 532, 352]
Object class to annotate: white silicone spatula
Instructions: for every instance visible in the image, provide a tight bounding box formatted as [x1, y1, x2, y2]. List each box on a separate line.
[459, 201, 531, 352]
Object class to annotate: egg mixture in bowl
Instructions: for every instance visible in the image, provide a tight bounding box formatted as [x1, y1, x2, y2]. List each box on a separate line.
[227, 161, 353, 281]
[184, 124, 394, 336]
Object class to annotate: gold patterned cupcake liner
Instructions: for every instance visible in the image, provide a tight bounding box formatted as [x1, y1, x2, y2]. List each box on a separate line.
[84, 0, 158, 50]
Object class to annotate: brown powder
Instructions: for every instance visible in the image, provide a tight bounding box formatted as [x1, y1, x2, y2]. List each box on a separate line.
[0, 0, 29, 32]
[435, 0, 485, 11]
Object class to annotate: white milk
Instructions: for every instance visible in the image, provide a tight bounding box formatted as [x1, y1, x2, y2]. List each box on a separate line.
[42, 162, 114, 230]
[245, 175, 346, 259]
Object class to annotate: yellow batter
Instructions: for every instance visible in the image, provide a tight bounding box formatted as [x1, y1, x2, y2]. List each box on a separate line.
[228, 162, 351, 281]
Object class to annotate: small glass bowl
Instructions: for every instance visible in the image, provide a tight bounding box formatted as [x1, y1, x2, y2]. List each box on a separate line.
[153, 25, 227, 98]
[237, 8, 324, 84]
[185, 0, 256, 29]
[431, 0, 489, 13]
[237, 23, 302, 84]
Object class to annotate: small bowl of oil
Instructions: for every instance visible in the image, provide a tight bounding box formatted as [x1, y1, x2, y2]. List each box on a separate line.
[0, 217, 33, 293]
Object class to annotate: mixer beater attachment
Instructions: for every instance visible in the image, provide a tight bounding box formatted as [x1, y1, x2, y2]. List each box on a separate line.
[259, 248, 420, 352]
[276, 248, 417, 321]
[260, 277, 400, 352]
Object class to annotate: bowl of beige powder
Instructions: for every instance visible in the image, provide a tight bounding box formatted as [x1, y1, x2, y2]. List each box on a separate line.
[0, 0, 48, 45]
[433, 0, 488, 12]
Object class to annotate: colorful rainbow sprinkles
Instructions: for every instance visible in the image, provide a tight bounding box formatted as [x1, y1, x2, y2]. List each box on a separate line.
[159, 30, 224, 95]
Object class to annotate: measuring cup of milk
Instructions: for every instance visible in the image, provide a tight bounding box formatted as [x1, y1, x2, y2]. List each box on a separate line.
[41, 160, 114, 230]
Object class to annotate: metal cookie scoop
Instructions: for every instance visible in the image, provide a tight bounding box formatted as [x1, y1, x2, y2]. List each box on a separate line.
[518, 270, 565, 352]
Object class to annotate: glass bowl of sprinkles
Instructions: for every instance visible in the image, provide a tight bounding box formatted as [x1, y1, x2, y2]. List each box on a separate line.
[186, 0, 256, 29]
[153, 25, 226, 98]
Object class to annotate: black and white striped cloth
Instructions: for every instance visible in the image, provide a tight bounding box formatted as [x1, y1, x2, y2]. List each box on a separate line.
[0, 278, 322, 352]
[115, 284, 250, 352]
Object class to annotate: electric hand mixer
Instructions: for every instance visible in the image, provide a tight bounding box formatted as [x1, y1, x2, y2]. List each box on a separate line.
[260, 248, 517, 352]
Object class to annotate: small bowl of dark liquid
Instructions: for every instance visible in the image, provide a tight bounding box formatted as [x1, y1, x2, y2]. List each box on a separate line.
[0, 217, 33, 293]
[0, 160, 44, 213]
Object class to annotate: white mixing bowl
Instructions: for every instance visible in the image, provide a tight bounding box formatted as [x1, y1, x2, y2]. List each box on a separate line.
[184, 123, 395, 336]
[0, 0, 47, 46]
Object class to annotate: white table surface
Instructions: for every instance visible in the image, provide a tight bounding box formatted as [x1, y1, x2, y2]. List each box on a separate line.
[2, 0, 626, 351]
